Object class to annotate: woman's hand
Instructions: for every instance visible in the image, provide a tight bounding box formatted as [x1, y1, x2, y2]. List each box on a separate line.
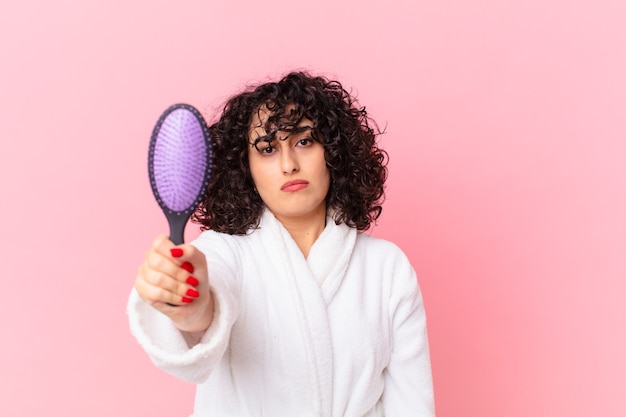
[134, 235, 214, 333]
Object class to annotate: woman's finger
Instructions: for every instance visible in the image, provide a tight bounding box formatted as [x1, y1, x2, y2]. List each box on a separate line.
[136, 258, 200, 305]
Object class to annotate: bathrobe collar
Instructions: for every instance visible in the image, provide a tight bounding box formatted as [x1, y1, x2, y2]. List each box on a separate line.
[257, 209, 357, 303]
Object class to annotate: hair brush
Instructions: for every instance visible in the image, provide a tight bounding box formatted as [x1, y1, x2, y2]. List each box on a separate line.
[148, 103, 212, 245]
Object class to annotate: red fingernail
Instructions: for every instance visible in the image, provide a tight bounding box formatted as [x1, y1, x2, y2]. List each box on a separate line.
[186, 288, 200, 298]
[181, 261, 194, 273]
[186, 276, 199, 286]
[182, 297, 194, 303]
[170, 248, 184, 258]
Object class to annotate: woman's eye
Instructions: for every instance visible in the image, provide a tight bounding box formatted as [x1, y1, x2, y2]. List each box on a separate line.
[297, 138, 313, 147]
[260, 145, 276, 154]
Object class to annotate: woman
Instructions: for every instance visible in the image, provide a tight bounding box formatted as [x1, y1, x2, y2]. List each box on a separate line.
[128, 71, 435, 416]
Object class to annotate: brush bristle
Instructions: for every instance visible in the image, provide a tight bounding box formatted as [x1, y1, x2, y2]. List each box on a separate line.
[152, 108, 208, 212]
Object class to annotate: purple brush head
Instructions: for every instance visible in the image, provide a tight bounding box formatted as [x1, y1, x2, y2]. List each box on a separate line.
[148, 104, 212, 244]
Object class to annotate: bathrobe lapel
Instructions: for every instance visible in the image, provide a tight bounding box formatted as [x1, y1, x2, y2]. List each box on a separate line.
[257, 210, 356, 416]
[307, 215, 357, 305]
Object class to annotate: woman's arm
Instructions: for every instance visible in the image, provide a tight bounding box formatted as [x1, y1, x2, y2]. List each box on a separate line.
[383, 251, 436, 416]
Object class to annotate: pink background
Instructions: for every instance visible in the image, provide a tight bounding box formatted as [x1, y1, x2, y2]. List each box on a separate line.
[1, 1, 624, 416]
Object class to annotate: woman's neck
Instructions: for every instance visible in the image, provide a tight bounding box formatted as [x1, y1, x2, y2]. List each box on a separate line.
[275, 209, 327, 258]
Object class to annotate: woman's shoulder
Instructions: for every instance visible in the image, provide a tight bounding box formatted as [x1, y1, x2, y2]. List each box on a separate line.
[355, 232, 406, 257]
[353, 233, 419, 296]
[354, 232, 415, 271]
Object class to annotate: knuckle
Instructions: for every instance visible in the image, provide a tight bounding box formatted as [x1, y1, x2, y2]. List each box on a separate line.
[153, 235, 166, 247]
[146, 251, 164, 270]
[145, 286, 163, 303]
[175, 282, 188, 296]
[152, 272, 168, 287]
[143, 266, 166, 287]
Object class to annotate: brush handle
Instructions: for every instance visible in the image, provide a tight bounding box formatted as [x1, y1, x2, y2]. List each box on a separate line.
[167, 211, 191, 245]
[167, 213, 191, 306]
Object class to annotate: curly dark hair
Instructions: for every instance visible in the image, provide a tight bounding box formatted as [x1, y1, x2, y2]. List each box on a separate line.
[192, 71, 388, 234]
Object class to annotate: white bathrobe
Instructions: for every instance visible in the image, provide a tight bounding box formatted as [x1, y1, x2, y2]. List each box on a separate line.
[128, 210, 435, 416]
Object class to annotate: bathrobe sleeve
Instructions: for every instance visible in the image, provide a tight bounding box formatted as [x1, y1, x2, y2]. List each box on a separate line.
[382, 248, 436, 417]
[127, 231, 241, 384]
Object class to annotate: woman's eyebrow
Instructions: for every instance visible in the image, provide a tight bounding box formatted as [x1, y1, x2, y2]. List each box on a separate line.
[288, 125, 313, 135]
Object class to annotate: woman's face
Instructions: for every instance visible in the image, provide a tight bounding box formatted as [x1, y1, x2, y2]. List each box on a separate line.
[247, 108, 330, 225]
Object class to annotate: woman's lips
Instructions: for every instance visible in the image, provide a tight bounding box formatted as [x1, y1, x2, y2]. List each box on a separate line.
[281, 180, 309, 192]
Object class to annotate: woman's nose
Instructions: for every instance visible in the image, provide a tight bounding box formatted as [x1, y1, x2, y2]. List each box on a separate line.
[281, 149, 299, 174]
